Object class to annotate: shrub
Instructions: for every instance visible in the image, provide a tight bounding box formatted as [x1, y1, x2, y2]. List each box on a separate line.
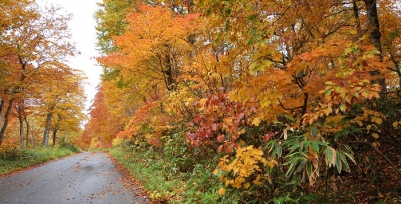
[58, 137, 82, 153]
[0, 145, 27, 161]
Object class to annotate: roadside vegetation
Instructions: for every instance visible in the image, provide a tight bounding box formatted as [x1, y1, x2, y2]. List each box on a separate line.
[0, 142, 81, 176]
[93, 1, 401, 203]
[109, 139, 222, 203]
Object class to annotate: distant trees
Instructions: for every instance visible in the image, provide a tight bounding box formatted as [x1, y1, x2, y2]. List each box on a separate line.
[81, 85, 121, 148]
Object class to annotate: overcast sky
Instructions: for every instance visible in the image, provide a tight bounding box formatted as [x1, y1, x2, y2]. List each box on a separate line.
[36, 0, 103, 112]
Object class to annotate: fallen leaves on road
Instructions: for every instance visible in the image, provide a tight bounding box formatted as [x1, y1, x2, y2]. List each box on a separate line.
[106, 152, 150, 202]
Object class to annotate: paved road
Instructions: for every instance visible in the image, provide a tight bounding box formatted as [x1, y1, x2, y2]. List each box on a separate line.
[0, 152, 149, 204]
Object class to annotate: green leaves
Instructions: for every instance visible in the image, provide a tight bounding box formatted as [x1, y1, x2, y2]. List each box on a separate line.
[250, 58, 272, 73]
[325, 146, 336, 167]
[265, 130, 356, 186]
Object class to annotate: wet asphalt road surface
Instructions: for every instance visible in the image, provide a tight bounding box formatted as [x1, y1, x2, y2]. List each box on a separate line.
[0, 152, 149, 204]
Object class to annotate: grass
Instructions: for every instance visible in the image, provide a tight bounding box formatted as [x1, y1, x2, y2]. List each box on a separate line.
[109, 147, 182, 202]
[109, 146, 222, 203]
[0, 145, 80, 175]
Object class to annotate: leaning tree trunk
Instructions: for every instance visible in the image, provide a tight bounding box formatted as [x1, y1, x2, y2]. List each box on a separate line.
[43, 112, 53, 146]
[0, 98, 15, 145]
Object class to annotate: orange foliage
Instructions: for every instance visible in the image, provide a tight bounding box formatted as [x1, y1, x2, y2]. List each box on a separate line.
[92, 0, 401, 200]
[81, 85, 121, 148]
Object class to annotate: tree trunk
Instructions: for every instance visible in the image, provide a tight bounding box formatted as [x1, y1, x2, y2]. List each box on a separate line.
[352, 0, 362, 37]
[31, 131, 36, 147]
[0, 98, 15, 145]
[18, 114, 24, 149]
[43, 112, 53, 146]
[25, 117, 29, 148]
[52, 127, 58, 146]
[364, 0, 385, 92]
[364, 0, 382, 52]
[0, 98, 3, 130]
[163, 53, 175, 91]
[15, 105, 25, 149]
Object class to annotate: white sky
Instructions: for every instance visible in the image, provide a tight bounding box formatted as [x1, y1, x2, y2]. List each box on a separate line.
[36, 0, 102, 112]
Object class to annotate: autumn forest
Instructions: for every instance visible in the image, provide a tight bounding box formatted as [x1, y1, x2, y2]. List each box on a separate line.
[1, 0, 401, 203]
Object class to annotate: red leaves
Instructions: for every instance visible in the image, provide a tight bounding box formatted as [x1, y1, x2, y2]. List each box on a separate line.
[212, 123, 218, 131]
[262, 131, 276, 142]
[185, 93, 248, 151]
[217, 134, 225, 143]
[236, 113, 244, 123]
[193, 115, 201, 123]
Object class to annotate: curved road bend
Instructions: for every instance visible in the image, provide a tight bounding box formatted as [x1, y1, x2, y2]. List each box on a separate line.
[0, 152, 149, 204]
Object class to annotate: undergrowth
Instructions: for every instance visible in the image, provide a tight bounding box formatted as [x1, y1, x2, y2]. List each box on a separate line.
[109, 133, 224, 203]
[0, 144, 81, 175]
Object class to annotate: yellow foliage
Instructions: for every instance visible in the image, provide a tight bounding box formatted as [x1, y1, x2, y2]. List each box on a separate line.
[393, 121, 399, 129]
[238, 128, 246, 135]
[214, 145, 275, 189]
[112, 137, 124, 147]
[372, 117, 383, 125]
[267, 160, 278, 169]
[252, 117, 262, 126]
[321, 115, 351, 134]
[218, 188, 226, 195]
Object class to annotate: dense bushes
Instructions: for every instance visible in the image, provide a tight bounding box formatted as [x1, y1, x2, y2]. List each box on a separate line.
[112, 122, 401, 203]
[110, 133, 224, 203]
[59, 138, 82, 153]
[0, 145, 25, 161]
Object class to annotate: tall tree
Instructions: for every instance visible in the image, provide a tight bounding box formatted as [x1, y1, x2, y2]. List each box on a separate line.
[37, 66, 86, 146]
[95, 5, 204, 146]
[97, 5, 201, 92]
[94, 0, 139, 54]
[0, 3, 77, 145]
[0, 0, 38, 145]
[14, 100, 28, 148]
